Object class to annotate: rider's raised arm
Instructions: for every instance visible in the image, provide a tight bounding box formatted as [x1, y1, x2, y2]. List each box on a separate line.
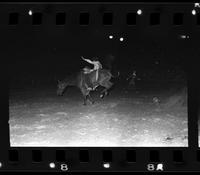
[82, 58, 94, 65]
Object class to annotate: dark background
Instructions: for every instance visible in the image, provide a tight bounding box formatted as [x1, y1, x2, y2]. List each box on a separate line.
[0, 3, 199, 89]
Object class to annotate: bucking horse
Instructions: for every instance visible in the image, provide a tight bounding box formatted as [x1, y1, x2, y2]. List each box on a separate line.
[57, 69, 116, 105]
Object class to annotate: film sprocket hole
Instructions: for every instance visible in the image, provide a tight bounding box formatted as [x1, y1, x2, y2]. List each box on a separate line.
[1, 2, 199, 173]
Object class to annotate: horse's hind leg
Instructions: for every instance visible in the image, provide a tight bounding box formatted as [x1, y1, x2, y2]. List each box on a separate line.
[100, 81, 113, 98]
[100, 88, 109, 98]
[100, 91, 106, 98]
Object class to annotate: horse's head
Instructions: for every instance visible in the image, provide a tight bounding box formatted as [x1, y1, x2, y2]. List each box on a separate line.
[57, 80, 68, 96]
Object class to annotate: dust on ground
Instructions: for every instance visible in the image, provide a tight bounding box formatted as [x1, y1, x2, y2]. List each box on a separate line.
[9, 84, 188, 147]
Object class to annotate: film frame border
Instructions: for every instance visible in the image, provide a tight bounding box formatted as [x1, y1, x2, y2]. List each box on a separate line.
[0, 148, 200, 172]
[0, 1, 199, 172]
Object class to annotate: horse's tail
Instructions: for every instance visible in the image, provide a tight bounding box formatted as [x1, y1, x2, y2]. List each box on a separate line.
[111, 71, 120, 78]
[101, 69, 120, 78]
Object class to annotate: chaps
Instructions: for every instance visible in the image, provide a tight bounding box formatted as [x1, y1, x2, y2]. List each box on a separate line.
[83, 73, 94, 89]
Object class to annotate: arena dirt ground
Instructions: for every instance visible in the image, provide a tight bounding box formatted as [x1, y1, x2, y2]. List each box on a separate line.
[9, 82, 188, 147]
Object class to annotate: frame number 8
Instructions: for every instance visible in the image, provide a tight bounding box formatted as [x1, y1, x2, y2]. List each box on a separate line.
[61, 164, 68, 171]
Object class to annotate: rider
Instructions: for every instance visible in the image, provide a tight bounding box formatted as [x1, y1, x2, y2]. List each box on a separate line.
[81, 56, 103, 82]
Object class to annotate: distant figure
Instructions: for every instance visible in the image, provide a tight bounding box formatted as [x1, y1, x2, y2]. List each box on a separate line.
[81, 56, 103, 82]
[127, 70, 137, 86]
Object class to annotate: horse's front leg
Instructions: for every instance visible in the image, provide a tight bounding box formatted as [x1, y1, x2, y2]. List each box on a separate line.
[83, 95, 87, 105]
[82, 90, 94, 105]
[81, 89, 89, 105]
[88, 94, 94, 104]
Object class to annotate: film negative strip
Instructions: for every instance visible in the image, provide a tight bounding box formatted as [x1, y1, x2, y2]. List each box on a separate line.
[0, 1, 200, 173]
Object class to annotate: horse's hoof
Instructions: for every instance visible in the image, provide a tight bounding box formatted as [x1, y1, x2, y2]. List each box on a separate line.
[100, 94, 104, 98]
